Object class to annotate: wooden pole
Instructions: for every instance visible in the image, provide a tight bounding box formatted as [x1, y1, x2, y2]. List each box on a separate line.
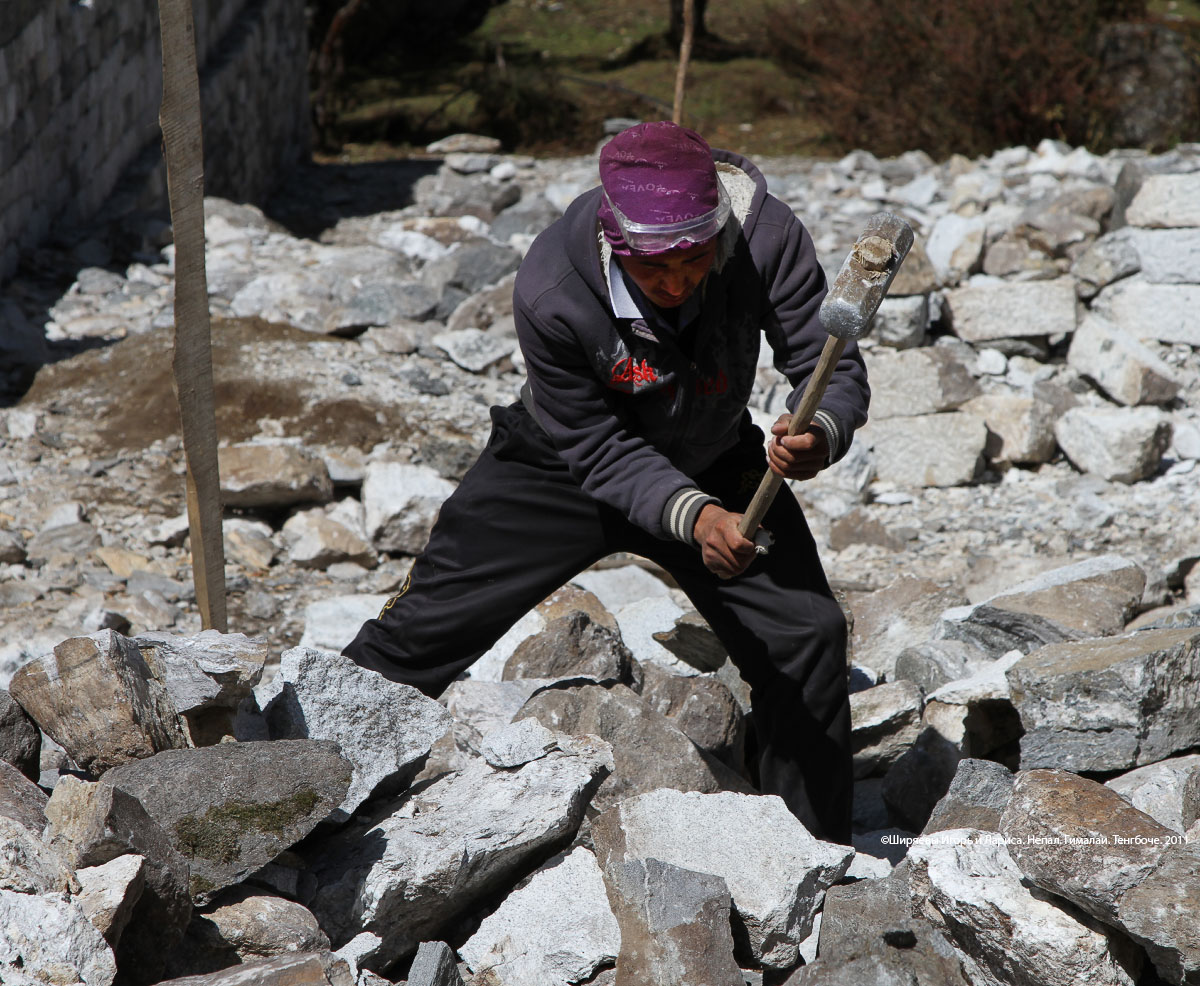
[672, 0, 695, 125]
[158, 0, 228, 631]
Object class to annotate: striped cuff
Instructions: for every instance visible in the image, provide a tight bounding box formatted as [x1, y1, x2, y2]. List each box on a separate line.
[811, 409, 844, 464]
[664, 487, 722, 547]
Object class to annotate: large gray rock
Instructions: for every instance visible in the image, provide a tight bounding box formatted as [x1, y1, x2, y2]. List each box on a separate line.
[923, 758, 1014, 835]
[0, 689, 39, 779]
[936, 555, 1147, 657]
[281, 509, 377, 570]
[265, 646, 452, 821]
[1128, 227, 1200, 285]
[857, 412, 987, 488]
[1071, 227, 1142, 299]
[0, 758, 48, 832]
[102, 740, 352, 905]
[0, 814, 78, 894]
[1055, 404, 1173, 483]
[851, 680, 924, 779]
[74, 853, 146, 949]
[1125, 172, 1200, 227]
[135, 630, 268, 745]
[44, 775, 193, 984]
[8, 630, 188, 775]
[960, 392, 1059, 466]
[1008, 627, 1200, 771]
[1067, 314, 1181, 406]
[460, 847, 619, 986]
[636, 662, 745, 772]
[848, 576, 968, 680]
[188, 887, 331, 964]
[515, 682, 751, 813]
[601, 855, 742, 986]
[306, 726, 611, 973]
[864, 347, 981, 420]
[218, 444, 334, 509]
[944, 278, 1078, 342]
[503, 610, 635, 685]
[999, 769, 1176, 926]
[361, 461, 455, 554]
[0, 887, 117, 986]
[406, 941, 466, 986]
[1095, 281, 1200, 347]
[1117, 842, 1200, 986]
[592, 789, 854, 969]
[919, 651, 1023, 764]
[907, 828, 1142, 986]
[150, 951, 357, 986]
[1105, 754, 1200, 833]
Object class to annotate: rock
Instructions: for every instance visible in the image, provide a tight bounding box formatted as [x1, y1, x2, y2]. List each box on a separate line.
[150, 952, 356, 986]
[650, 608, 728, 673]
[515, 682, 751, 813]
[924, 213, 987, 285]
[1067, 315, 1181, 406]
[1128, 227, 1200, 285]
[1008, 627, 1200, 771]
[190, 887, 330, 962]
[460, 847, 619, 986]
[944, 278, 1078, 343]
[858, 412, 987, 488]
[219, 444, 334, 509]
[406, 941, 466, 986]
[135, 630, 268, 745]
[1071, 228, 1142, 299]
[297, 593, 391, 654]
[43, 775, 193, 983]
[611, 596, 694, 674]
[871, 294, 928, 349]
[264, 647, 452, 821]
[503, 610, 635, 684]
[1095, 281, 1200, 347]
[919, 650, 1023, 763]
[0, 688, 39, 779]
[960, 393, 1059, 466]
[1116, 842, 1200, 986]
[478, 717, 559, 768]
[591, 789, 854, 969]
[306, 732, 611, 973]
[102, 740, 352, 904]
[864, 347, 981, 420]
[881, 726, 964, 832]
[25, 519, 102, 565]
[848, 576, 968, 680]
[601, 855, 742, 986]
[224, 518, 279, 570]
[361, 461, 456, 554]
[893, 639, 984, 694]
[432, 327, 512, 372]
[936, 555, 1147, 656]
[74, 853, 146, 948]
[850, 680, 924, 779]
[281, 509, 377, 570]
[636, 662, 746, 772]
[1125, 172, 1200, 227]
[8, 629, 188, 775]
[0, 887, 117, 986]
[0, 759, 48, 832]
[1105, 754, 1200, 833]
[1000, 768, 1176, 928]
[907, 828, 1142, 986]
[1055, 404, 1173, 483]
[923, 758, 1014, 835]
[0, 814, 78, 894]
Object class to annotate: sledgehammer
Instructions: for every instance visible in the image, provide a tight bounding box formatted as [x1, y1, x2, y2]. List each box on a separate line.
[737, 211, 914, 540]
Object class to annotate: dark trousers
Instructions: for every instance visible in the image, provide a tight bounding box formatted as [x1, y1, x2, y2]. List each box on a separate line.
[344, 402, 852, 843]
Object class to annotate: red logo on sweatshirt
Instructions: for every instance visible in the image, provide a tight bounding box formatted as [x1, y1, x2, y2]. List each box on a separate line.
[611, 358, 659, 386]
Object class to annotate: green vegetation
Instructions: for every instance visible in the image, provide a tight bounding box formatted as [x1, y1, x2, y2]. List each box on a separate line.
[317, 0, 1200, 162]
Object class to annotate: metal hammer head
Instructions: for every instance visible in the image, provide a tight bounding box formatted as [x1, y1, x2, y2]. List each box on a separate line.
[819, 212, 915, 341]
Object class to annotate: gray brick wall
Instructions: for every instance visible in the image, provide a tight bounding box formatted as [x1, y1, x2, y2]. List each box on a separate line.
[0, 0, 310, 284]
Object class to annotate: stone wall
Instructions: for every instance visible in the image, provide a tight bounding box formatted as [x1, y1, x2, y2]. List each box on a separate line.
[0, 0, 310, 284]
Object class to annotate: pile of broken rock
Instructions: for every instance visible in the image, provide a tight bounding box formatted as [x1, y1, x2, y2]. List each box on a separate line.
[1, 134, 1199, 985]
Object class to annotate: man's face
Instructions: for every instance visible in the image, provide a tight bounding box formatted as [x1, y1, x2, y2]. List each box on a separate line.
[617, 239, 718, 309]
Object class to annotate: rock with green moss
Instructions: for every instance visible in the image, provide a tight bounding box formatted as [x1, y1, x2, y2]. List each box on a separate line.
[102, 739, 352, 906]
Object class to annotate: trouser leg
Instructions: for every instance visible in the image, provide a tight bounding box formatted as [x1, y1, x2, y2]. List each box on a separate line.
[631, 447, 852, 844]
[343, 404, 613, 697]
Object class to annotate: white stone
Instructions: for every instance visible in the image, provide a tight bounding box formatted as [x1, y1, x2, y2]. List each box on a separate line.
[460, 848, 619, 986]
[1096, 281, 1200, 346]
[907, 829, 1138, 986]
[362, 462, 456, 554]
[432, 328, 511, 373]
[466, 609, 546, 682]
[872, 294, 928, 349]
[479, 717, 559, 769]
[612, 596, 693, 675]
[961, 393, 1058, 465]
[571, 565, 672, 611]
[1067, 315, 1181, 406]
[1105, 754, 1200, 833]
[924, 213, 987, 285]
[945, 278, 1078, 342]
[1055, 405, 1172, 484]
[74, 854, 146, 946]
[1128, 228, 1200, 284]
[858, 412, 987, 488]
[1125, 173, 1200, 228]
[0, 887, 117, 986]
[296, 593, 391, 654]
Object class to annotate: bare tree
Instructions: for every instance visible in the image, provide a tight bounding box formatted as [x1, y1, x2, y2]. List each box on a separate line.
[668, 0, 708, 47]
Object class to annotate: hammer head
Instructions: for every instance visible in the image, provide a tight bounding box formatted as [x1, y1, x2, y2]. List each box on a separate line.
[819, 212, 915, 341]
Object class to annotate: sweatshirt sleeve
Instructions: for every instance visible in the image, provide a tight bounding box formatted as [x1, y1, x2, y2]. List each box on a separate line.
[756, 204, 871, 463]
[514, 285, 711, 543]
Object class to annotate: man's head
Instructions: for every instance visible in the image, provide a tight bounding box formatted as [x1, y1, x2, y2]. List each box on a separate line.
[597, 121, 729, 258]
[598, 121, 728, 308]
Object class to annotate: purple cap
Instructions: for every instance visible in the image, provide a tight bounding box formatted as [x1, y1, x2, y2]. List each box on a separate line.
[597, 121, 729, 256]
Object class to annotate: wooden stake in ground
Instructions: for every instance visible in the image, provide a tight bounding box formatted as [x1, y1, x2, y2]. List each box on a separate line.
[158, 0, 227, 631]
[672, 0, 695, 125]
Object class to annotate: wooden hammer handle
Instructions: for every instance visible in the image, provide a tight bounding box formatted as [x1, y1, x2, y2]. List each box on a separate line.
[737, 335, 847, 538]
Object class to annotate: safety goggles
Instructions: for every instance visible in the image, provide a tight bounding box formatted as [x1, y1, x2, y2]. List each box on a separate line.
[604, 181, 731, 255]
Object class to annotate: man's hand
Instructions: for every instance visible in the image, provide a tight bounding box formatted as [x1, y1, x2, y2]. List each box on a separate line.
[694, 503, 757, 579]
[767, 413, 829, 481]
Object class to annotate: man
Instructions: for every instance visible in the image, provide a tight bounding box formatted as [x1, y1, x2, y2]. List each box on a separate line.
[344, 121, 869, 843]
